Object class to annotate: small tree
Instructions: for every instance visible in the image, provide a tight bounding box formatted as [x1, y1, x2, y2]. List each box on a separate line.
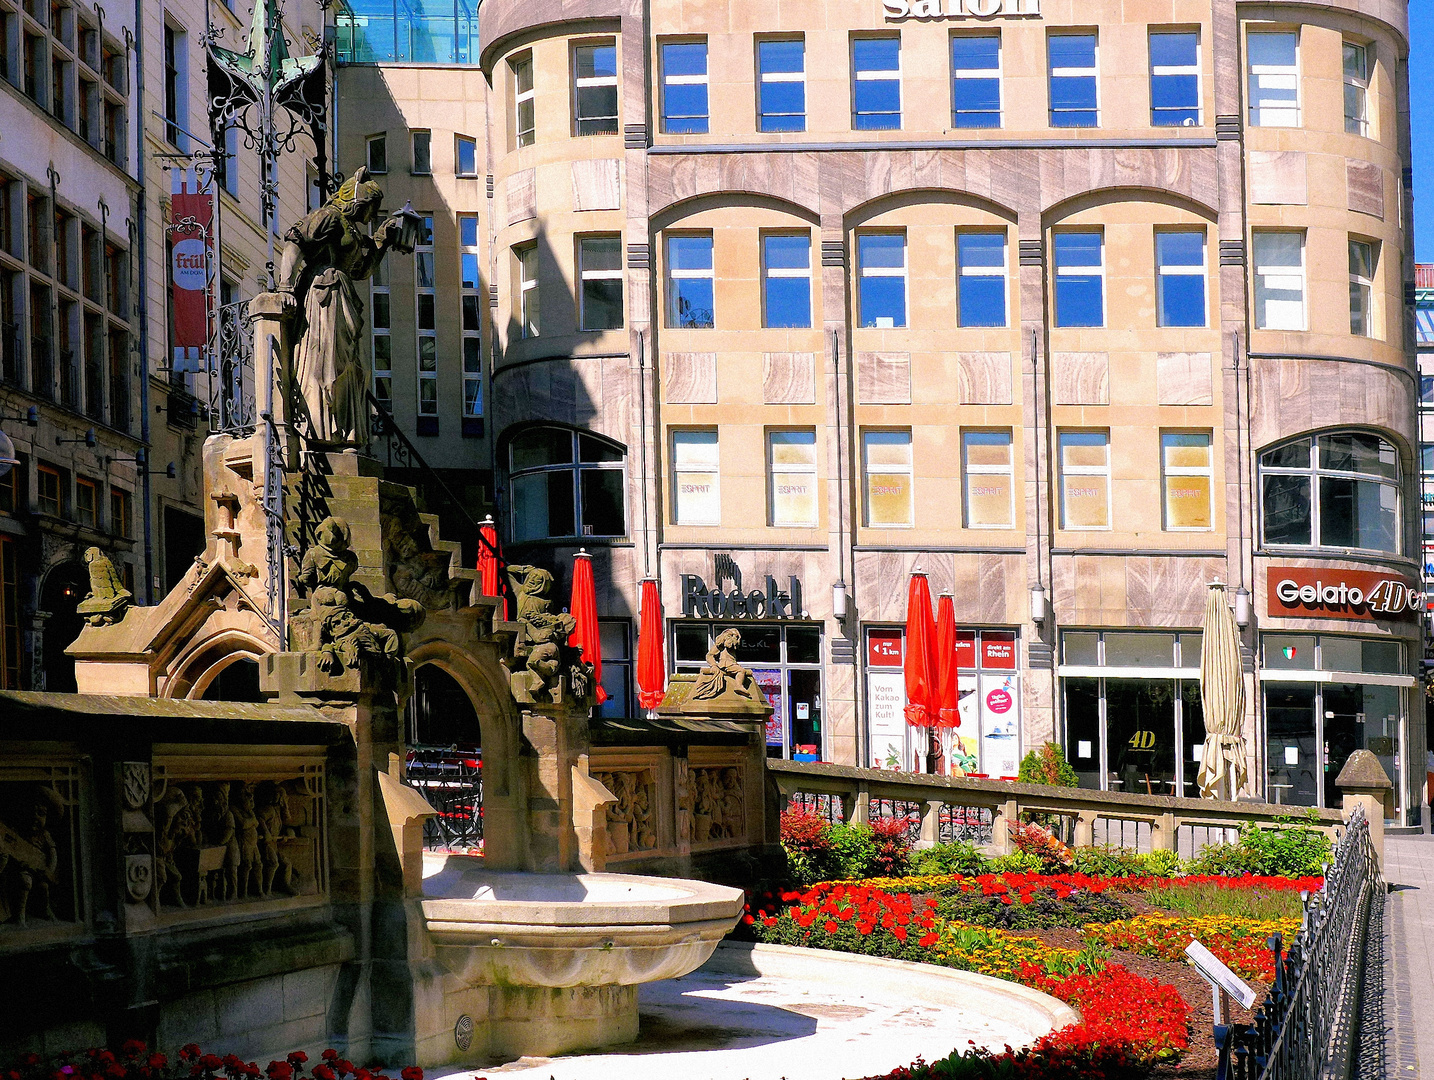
[1019, 741, 1079, 788]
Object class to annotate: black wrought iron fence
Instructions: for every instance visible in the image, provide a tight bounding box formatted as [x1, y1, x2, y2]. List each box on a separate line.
[404, 746, 484, 853]
[1214, 807, 1380, 1080]
[212, 299, 254, 435]
[786, 792, 994, 846]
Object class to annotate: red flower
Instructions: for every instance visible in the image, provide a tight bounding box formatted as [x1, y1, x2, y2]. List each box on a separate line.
[824, 920, 838, 934]
[918, 932, 937, 947]
[892, 926, 907, 942]
[399, 1069, 422, 1080]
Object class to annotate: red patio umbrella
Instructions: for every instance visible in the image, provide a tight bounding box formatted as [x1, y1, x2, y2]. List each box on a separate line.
[903, 571, 937, 730]
[636, 578, 666, 714]
[569, 550, 606, 704]
[934, 592, 962, 729]
[477, 515, 507, 619]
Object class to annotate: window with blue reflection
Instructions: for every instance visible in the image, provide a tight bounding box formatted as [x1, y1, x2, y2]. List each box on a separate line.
[952, 35, 1001, 128]
[1150, 32, 1199, 126]
[759, 39, 805, 132]
[662, 42, 709, 134]
[1049, 34, 1098, 128]
[1156, 230, 1206, 327]
[763, 234, 811, 328]
[858, 232, 906, 328]
[1054, 231, 1103, 327]
[853, 37, 901, 130]
[958, 232, 1007, 327]
[666, 234, 714, 329]
[333, 0, 479, 64]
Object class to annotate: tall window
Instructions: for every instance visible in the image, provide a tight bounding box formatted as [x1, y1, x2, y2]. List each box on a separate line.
[517, 243, 540, 338]
[672, 429, 719, 525]
[163, 22, 186, 149]
[1149, 31, 1199, 126]
[1053, 230, 1104, 328]
[222, 124, 239, 197]
[513, 53, 535, 147]
[370, 258, 391, 407]
[857, 231, 906, 328]
[1349, 239, 1374, 337]
[459, 215, 482, 424]
[1343, 42, 1369, 136]
[660, 41, 708, 134]
[1162, 432, 1213, 530]
[598, 620, 632, 718]
[957, 231, 1006, 328]
[510, 427, 626, 541]
[1058, 431, 1110, 530]
[962, 430, 1013, 528]
[1247, 31, 1298, 127]
[863, 430, 913, 527]
[574, 42, 618, 135]
[37, 463, 61, 517]
[109, 485, 130, 538]
[1261, 433, 1399, 554]
[75, 476, 96, 527]
[1155, 229, 1206, 328]
[951, 34, 1001, 128]
[762, 233, 811, 329]
[852, 36, 901, 131]
[414, 214, 437, 421]
[579, 235, 623, 331]
[455, 135, 477, 177]
[1048, 33, 1097, 127]
[0, 535, 15, 689]
[411, 130, 431, 174]
[757, 38, 805, 132]
[1252, 231, 1305, 330]
[768, 429, 817, 526]
[366, 133, 387, 173]
[666, 234, 714, 329]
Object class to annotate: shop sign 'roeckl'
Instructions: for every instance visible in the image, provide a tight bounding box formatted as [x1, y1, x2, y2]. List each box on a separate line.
[883, 0, 1041, 18]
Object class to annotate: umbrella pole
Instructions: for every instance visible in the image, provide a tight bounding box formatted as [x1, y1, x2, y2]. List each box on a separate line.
[926, 728, 938, 775]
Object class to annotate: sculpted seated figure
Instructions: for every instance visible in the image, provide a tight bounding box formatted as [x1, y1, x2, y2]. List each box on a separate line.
[504, 564, 590, 703]
[690, 628, 765, 704]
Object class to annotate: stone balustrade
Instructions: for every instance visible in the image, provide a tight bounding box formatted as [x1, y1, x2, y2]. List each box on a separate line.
[767, 760, 1349, 859]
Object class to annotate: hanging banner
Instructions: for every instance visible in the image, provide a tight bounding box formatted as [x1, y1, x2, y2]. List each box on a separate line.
[170, 184, 213, 357]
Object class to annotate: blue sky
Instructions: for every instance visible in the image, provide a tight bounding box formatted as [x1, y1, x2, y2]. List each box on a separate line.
[1414, 4, 1432, 261]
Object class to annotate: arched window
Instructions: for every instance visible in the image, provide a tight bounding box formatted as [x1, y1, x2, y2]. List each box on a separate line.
[508, 426, 626, 542]
[1260, 432, 1400, 554]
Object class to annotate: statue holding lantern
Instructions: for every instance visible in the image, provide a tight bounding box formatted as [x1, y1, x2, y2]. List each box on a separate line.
[276, 167, 421, 447]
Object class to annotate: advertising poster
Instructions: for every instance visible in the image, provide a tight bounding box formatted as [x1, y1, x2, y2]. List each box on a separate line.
[170, 181, 213, 375]
[867, 672, 907, 770]
[754, 667, 784, 747]
[979, 672, 1021, 777]
[949, 673, 980, 775]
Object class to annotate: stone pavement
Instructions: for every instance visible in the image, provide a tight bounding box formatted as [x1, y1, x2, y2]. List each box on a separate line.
[1382, 835, 1434, 1077]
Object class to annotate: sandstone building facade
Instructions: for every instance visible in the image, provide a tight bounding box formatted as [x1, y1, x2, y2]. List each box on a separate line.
[334, 0, 1423, 821]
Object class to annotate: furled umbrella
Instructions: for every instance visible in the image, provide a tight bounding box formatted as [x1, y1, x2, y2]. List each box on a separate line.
[569, 550, 606, 705]
[476, 515, 507, 619]
[932, 592, 962, 776]
[1197, 581, 1249, 800]
[903, 570, 938, 771]
[636, 578, 667, 717]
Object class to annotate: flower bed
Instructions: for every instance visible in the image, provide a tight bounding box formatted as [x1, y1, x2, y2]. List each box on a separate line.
[1085, 914, 1300, 982]
[1, 1045, 422, 1080]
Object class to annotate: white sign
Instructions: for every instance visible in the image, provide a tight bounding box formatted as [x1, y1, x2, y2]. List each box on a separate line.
[868, 672, 907, 769]
[1285, 745, 1300, 766]
[883, 0, 1040, 17]
[1184, 941, 1256, 1010]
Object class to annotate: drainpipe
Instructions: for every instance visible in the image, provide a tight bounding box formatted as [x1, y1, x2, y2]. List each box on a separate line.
[129, 16, 154, 603]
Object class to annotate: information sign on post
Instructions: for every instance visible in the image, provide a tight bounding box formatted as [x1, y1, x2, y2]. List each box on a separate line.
[1184, 940, 1256, 1027]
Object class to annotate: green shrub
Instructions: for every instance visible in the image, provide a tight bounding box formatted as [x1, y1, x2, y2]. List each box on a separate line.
[909, 840, 991, 877]
[1072, 845, 1146, 878]
[1135, 850, 1183, 878]
[778, 807, 917, 884]
[1188, 812, 1332, 879]
[1018, 742, 1080, 788]
[987, 850, 1044, 873]
[936, 885, 1132, 930]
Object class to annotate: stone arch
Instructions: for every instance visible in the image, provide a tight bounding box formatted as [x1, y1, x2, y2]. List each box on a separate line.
[844, 188, 1019, 230]
[165, 630, 273, 701]
[39, 559, 87, 693]
[649, 189, 821, 233]
[1041, 185, 1217, 226]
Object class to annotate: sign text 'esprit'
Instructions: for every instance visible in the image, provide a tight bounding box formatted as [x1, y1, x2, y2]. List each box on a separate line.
[883, 0, 1041, 18]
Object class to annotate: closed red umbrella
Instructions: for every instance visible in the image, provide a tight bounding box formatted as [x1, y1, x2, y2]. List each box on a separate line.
[636, 578, 666, 715]
[477, 515, 506, 619]
[569, 550, 606, 704]
[934, 592, 961, 729]
[903, 571, 937, 730]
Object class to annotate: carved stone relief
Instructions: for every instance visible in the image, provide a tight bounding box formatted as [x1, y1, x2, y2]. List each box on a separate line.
[592, 769, 658, 858]
[0, 766, 81, 930]
[685, 766, 745, 847]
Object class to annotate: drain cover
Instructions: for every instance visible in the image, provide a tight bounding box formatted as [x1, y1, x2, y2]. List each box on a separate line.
[454, 1014, 474, 1051]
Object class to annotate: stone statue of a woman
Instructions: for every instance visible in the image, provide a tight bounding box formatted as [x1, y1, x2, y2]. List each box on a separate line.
[277, 166, 414, 446]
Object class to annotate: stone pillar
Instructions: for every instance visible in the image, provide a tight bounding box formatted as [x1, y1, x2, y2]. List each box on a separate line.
[1337, 749, 1395, 871]
[1151, 812, 1177, 852]
[918, 800, 944, 849]
[991, 798, 1019, 855]
[520, 701, 595, 873]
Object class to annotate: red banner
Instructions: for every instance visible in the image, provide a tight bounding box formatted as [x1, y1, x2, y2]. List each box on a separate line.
[1266, 566, 1422, 622]
[170, 188, 212, 349]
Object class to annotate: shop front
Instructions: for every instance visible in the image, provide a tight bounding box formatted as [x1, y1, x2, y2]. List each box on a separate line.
[863, 626, 1021, 777]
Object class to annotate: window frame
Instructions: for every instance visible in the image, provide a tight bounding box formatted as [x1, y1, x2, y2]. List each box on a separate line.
[36, 463, 61, 517]
[578, 233, 624, 332]
[109, 484, 130, 538]
[757, 36, 806, 132]
[414, 213, 437, 419]
[459, 214, 482, 421]
[1057, 430, 1112, 531]
[851, 33, 902, 131]
[1247, 28, 1300, 128]
[1342, 40, 1369, 137]
[1048, 31, 1099, 128]
[1259, 432, 1402, 554]
[512, 51, 535, 148]
[508, 425, 628, 542]
[1052, 228, 1105, 328]
[410, 129, 431, 175]
[962, 429, 1014, 529]
[454, 135, 478, 178]
[956, 229, 1008, 328]
[761, 231, 812, 329]
[1348, 237, 1375, 338]
[517, 242, 540, 340]
[370, 256, 392, 408]
[671, 428, 721, 526]
[366, 133, 388, 174]
[1155, 227, 1208, 328]
[767, 428, 819, 528]
[74, 475, 97, 527]
[1161, 431, 1214, 531]
[659, 38, 709, 135]
[664, 232, 715, 330]
[857, 229, 908, 329]
[862, 428, 914, 528]
[1149, 29, 1200, 127]
[1252, 229, 1307, 331]
[951, 31, 1002, 129]
[572, 39, 619, 137]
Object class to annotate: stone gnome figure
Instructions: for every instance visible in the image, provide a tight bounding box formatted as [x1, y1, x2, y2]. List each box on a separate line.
[276, 166, 416, 446]
[505, 564, 580, 700]
[77, 547, 131, 626]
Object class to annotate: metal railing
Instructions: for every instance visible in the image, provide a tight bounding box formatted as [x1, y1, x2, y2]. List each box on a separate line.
[1215, 807, 1380, 1080]
[769, 760, 1345, 857]
[211, 299, 254, 436]
[404, 746, 483, 851]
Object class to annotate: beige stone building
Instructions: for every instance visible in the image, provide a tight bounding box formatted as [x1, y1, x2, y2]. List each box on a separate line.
[335, 0, 1424, 822]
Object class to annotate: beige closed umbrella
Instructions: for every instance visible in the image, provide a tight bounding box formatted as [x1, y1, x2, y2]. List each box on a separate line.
[1197, 582, 1249, 801]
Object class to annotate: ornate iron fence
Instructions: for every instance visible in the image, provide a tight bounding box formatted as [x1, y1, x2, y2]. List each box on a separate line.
[404, 746, 483, 852]
[1215, 806, 1380, 1080]
[211, 299, 254, 435]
